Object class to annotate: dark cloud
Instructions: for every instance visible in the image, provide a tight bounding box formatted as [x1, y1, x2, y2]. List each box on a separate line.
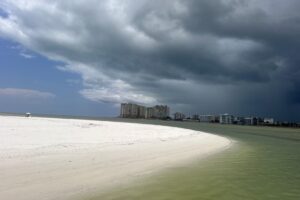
[0, 0, 299, 120]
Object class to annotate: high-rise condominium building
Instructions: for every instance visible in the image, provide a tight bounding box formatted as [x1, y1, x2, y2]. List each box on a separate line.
[120, 103, 170, 119]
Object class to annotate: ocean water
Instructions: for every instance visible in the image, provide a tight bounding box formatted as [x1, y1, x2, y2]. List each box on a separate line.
[89, 119, 300, 200]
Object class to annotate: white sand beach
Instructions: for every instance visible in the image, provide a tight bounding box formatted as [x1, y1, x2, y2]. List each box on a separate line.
[0, 116, 232, 200]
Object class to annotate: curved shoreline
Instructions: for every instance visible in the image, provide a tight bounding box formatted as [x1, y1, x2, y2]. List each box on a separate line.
[0, 116, 233, 200]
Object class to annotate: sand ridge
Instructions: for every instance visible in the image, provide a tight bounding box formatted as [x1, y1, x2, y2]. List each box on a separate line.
[0, 116, 232, 200]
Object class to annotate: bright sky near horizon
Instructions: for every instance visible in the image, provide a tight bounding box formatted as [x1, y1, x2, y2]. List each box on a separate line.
[0, 0, 300, 121]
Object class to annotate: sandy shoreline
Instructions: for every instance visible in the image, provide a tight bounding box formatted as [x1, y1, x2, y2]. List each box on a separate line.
[0, 116, 232, 200]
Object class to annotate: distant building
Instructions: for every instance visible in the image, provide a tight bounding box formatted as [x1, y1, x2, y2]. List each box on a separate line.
[199, 115, 210, 122]
[121, 103, 170, 119]
[153, 105, 170, 119]
[174, 112, 185, 121]
[244, 117, 258, 125]
[264, 118, 274, 125]
[199, 115, 214, 123]
[138, 105, 147, 118]
[220, 114, 234, 124]
[214, 115, 220, 123]
[234, 116, 245, 125]
[192, 114, 199, 120]
[257, 117, 264, 125]
[120, 103, 146, 118]
[146, 107, 154, 118]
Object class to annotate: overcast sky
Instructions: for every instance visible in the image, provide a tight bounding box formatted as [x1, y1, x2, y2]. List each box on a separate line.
[0, 0, 299, 121]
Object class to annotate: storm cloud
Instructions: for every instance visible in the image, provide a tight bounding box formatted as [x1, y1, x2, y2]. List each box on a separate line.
[0, 0, 299, 120]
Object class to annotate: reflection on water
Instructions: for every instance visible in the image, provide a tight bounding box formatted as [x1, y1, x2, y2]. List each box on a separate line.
[90, 119, 300, 200]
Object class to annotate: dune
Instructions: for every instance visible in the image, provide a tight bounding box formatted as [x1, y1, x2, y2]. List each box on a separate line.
[0, 116, 232, 200]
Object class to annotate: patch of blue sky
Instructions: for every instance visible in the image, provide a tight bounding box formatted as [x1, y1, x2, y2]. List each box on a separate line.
[0, 6, 9, 18]
[0, 38, 118, 117]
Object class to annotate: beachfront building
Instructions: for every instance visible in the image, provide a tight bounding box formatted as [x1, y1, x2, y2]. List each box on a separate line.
[146, 105, 170, 119]
[138, 105, 147, 118]
[234, 116, 245, 125]
[120, 103, 146, 118]
[120, 103, 137, 118]
[192, 114, 199, 120]
[264, 118, 274, 125]
[146, 107, 154, 118]
[199, 115, 214, 123]
[220, 114, 234, 124]
[174, 112, 185, 121]
[153, 105, 170, 119]
[199, 115, 220, 123]
[244, 117, 258, 125]
[121, 103, 170, 119]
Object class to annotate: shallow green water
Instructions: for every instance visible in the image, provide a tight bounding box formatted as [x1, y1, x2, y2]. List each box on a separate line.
[87, 119, 300, 200]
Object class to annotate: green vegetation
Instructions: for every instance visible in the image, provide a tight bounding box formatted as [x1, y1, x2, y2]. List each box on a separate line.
[90, 120, 300, 200]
